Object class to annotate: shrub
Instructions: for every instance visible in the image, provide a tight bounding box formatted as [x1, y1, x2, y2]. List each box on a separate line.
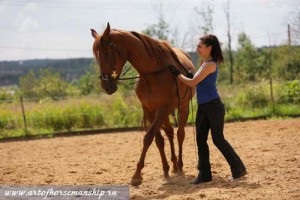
[278, 80, 300, 104]
[0, 111, 10, 130]
[236, 85, 269, 108]
[19, 69, 72, 100]
[0, 88, 15, 102]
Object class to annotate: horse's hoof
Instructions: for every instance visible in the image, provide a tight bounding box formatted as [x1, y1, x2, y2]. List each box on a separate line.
[171, 167, 177, 173]
[177, 169, 184, 176]
[165, 176, 172, 183]
[131, 176, 143, 186]
[164, 172, 170, 179]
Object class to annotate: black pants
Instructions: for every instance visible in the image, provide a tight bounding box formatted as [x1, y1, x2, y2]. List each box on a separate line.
[195, 98, 244, 174]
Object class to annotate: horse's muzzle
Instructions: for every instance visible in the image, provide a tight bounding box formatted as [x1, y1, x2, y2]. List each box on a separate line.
[101, 80, 118, 95]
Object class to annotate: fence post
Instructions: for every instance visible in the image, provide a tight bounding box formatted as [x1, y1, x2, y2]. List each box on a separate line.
[20, 96, 28, 136]
[269, 77, 274, 103]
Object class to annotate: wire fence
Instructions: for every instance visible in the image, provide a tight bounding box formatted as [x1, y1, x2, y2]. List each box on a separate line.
[1, 80, 300, 140]
[0, 94, 164, 139]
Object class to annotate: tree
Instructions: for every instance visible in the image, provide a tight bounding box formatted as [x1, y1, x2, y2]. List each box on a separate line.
[185, 1, 215, 63]
[77, 72, 95, 95]
[19, 71, 38, 98]
[224, 0, 234, 84]
[19, 69, 71, 100]
[194, 0, 214, 35]
[142, 1, 172, 43]
[77, 61, 101, 95]
[143, 19, 170, 41]
[142, 0, 191, 48]
[290, 8, 300, 45]
[271, 45, 300, 80]
[234, 33, 262, 82]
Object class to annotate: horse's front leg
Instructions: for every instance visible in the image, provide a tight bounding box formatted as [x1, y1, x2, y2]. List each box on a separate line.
[130, 128, 155, 186]
[131, 108, 169, 186]
[177, 104, 189, 176]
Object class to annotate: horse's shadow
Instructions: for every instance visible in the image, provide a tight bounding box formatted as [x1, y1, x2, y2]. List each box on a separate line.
[131, 174, 261, 200]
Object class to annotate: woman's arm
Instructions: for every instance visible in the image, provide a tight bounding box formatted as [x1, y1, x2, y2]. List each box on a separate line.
[178, 62, 216, 87]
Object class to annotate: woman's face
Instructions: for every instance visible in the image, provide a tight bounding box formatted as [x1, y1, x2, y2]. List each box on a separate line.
[196, 41, 211, 59]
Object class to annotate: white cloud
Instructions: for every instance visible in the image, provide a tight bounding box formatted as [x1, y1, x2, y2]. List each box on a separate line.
[16, 2, 39, 32]
[0, 0, 299, 61]
[19, 17, 39, 32]
[21, 2, 38, 14]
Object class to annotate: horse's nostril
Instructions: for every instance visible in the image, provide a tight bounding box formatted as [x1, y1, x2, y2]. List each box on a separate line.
[105, 87, 111, 95]
[103, 85, 116, 95]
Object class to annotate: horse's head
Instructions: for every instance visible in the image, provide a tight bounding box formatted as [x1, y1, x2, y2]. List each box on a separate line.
[91, 23, 127, 95]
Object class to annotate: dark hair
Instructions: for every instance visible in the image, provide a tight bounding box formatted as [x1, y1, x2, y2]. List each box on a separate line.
[200, 35, 224, 63]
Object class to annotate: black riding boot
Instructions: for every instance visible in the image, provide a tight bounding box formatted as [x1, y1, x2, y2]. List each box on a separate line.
[230, 161, 247, 179]
[191, 158, 212, 184]
[191, 169, 212, 184]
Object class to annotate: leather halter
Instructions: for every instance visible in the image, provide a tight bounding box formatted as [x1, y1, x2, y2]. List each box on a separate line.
[98, 38, 119, 81]
[97, 38, 141, 81]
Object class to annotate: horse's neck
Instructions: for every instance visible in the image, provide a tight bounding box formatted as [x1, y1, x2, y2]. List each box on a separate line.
[121, 34, 163, 75]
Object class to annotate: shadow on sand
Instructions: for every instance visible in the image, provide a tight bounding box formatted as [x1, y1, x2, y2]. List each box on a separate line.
[130, 174, 261, 200]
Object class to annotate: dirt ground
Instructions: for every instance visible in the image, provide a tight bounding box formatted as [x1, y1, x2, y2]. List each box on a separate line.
[0, 118, 299, 200]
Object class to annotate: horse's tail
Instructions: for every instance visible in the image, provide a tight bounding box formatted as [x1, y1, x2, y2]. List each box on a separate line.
[141, 112, 178, 131]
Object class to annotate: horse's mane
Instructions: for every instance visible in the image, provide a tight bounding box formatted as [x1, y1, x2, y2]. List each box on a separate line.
[93, 29, 189, 73]
[130, 31, 187, 70]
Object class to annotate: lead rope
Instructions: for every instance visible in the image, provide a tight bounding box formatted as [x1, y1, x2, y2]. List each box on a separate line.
[173, 75, 181, 127]
[118, 64, 141, 81]
[186, 67, 198, 168]
[174, 71, 198, 166]
[189, 88, 198, 166]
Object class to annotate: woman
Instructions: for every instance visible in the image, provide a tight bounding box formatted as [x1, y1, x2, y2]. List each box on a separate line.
[169, 35, 246, 184]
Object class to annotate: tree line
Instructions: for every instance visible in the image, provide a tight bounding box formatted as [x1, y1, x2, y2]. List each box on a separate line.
[0, 37, 298, 102]
[1, 0, 300, 100]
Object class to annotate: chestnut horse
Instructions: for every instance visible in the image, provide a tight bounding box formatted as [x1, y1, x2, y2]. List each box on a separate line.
[91, 23, 195, 186]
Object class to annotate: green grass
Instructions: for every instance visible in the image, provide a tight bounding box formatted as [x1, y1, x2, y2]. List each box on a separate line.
[0, 81, 299, 139]
[0, 93, 143, 139]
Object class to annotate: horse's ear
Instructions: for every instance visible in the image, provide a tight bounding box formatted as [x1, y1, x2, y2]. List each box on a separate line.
[102, 22, 110, 40]
[91, 29, 98, 39]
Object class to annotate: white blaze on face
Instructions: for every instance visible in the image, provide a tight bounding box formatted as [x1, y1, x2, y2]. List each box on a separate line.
[111, 70, 118, 79]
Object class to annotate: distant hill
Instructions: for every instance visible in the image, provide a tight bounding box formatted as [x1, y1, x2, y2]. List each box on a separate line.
[0, 58, 94, 86]
[0, 52, 199, 87]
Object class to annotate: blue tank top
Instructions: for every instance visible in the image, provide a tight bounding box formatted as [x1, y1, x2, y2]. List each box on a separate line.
[196, 63, 219, 104]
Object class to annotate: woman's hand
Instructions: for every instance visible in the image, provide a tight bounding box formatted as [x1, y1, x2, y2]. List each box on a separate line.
[168, 65, 181, 76]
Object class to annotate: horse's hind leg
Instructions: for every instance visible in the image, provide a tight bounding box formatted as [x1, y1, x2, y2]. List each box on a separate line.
[162, 119, 178, 173]
[155, 130, 170, 180]
[131, 107, 169, 186]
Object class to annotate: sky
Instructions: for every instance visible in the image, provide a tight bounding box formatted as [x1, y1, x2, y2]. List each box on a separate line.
[0, 0, 299, 61]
